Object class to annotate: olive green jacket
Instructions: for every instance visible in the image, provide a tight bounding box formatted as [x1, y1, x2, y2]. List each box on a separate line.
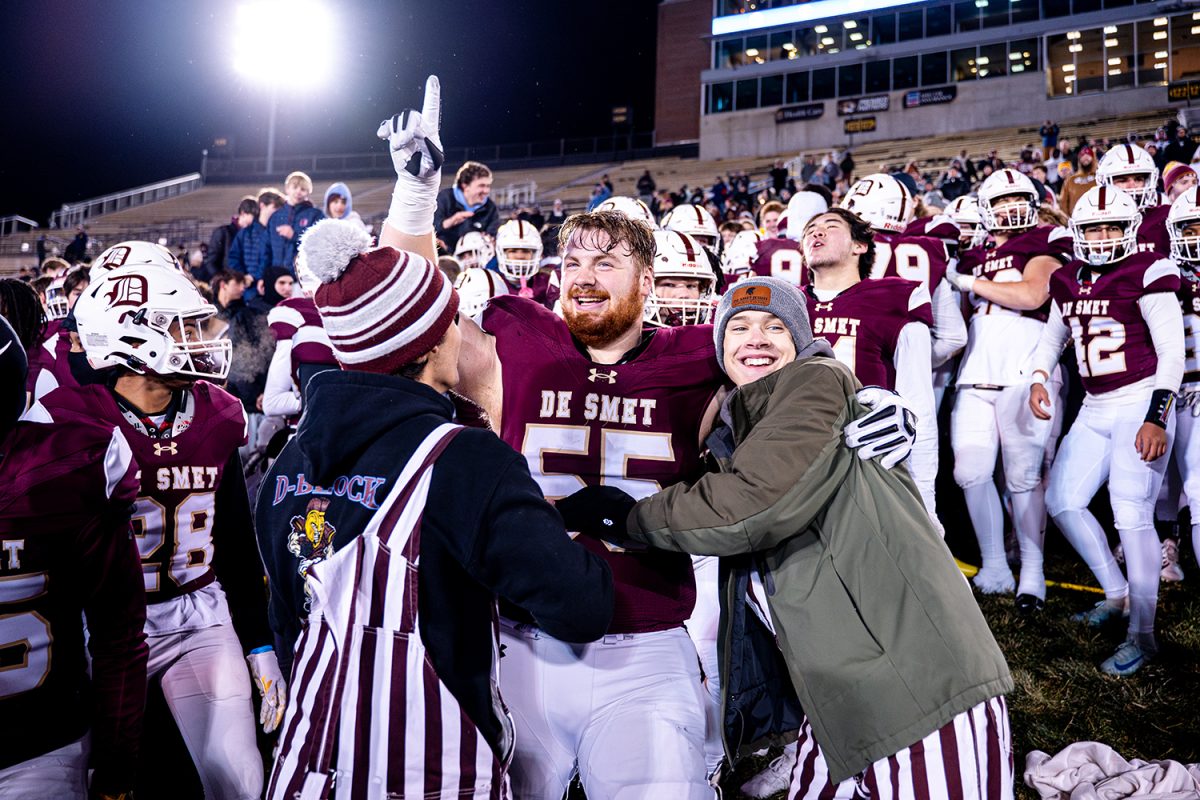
[627, 356, 1012, 783]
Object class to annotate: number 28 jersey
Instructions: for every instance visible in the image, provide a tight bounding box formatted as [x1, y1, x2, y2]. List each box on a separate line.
[38, 382, 248, 602]
[482, 296, 724, 634]
[1048, 253, 1181, 395]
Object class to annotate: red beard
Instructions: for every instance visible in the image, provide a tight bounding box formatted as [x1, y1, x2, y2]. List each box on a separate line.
[562, 282, 645, 349]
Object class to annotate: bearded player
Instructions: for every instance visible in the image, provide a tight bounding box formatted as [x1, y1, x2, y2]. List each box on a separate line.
[0, 315, 147, 800]
[1029, 185, 1183, 676]
[948, 169, 1075, 609]
[374, 77, 917, 800]
[1097, 142, 1168, 255]
[841, 174, 968, 408]
[28, 262, 284, 798]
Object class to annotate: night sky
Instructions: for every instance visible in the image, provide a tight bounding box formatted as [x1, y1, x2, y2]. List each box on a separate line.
[0, 0, 659, 223]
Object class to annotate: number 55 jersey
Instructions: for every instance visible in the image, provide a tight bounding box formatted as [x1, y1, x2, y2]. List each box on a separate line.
[481, 295, 724, 634]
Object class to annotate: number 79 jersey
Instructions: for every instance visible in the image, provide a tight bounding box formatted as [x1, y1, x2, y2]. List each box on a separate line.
[482, 295, 724, 633]
[37, 382, 248, 602]
[1048, 253, 1181, 395]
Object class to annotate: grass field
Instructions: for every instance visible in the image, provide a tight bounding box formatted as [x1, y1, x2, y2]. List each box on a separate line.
[718, 547, 1200, 800]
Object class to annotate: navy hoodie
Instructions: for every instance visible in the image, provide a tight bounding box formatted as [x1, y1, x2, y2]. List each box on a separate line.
[256, 369, 613, 751]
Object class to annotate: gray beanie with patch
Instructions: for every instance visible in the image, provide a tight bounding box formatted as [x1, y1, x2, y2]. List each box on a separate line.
[713, 277, 833, 374]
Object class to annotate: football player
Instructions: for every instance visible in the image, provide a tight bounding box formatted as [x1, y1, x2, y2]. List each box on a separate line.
[945, 195, 988, 253]
[1158, 187, 1200, 579]
[802, 208, 938, 529]
[0, 315, 147, 800]
[646, 230, 717, 327]
[842, 174, 968, 384]
[948, 169, 1075, 607]
[29, 262, 283, 797]
[1028, 185, 1183, 676]
[595, 195, 658, 229]
[374, 78, 918, 800]
[262, 264, 338, 423]
[721, 229, 761, 286]
[28, 267, 90, 402]
[453, 230, 495, 271]
[1097, 143, 1168, 254]
[661, 203, 721, 252]
[496, 219, 555, 306]
[747, 188, 828, 287]
[454, 266, 511, 320]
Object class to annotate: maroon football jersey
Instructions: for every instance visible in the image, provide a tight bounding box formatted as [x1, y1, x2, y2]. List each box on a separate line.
[957, 225, 1074, 322]
[870, 232, 949, 297]
[1179, 273, 1200, 392]
[268, 295, 338, 381]
[500, 269, 556, 309]
[1050, 252, 1181, 395]
[751, 238, 806, 286]
[1136, 203, 1171, 256]
[904, 215, 960, 246]
[806, 278, 933, 390]
[39, 382, 248, 602]
[0, 418, 145, 776]
[482, 295, 723, 634]
[24, 320, 62, 398]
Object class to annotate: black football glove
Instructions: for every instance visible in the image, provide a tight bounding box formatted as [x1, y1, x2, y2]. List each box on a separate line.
[555, 485, 641, 549]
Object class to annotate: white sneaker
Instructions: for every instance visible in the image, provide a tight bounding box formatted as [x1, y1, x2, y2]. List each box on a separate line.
[1161, 538, 1184, 583]
[972, 566, 1016, 595]
[740, 741, 797, 799]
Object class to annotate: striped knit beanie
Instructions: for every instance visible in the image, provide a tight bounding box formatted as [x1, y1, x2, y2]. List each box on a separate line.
[298, 218, 458, 374]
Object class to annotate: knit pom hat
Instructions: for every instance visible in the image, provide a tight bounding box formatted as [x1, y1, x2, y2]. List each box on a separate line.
[299, 218, 458, 374]
[1164, 161, 1194, 193]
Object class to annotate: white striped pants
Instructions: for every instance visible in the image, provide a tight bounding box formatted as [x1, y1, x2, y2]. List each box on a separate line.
[788, 697, 1013, 800]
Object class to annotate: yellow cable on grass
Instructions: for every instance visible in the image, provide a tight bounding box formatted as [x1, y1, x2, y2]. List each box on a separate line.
[954, 558, 1104, 595]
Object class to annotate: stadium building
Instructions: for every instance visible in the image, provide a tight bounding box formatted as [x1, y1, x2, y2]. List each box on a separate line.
[653, 0, 1200, 158]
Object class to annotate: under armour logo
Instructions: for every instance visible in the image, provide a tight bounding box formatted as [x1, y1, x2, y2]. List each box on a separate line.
[153, 441, 178, 456]
[815, 302, 835, 312]
[588, 369, 617, 384]
[1078, 284, 1092, 295]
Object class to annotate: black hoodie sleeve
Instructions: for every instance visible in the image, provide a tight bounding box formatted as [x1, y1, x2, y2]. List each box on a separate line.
[460, 446, 614, 643]
[210, 452, 273, 651]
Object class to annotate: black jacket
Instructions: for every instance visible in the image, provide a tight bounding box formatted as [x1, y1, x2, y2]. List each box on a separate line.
[434, 188, 501, 253]
[256, 370, 613, 749]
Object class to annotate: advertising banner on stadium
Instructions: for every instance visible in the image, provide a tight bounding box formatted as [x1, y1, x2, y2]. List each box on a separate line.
[903, 86, 957, 109]
[837, 95, 889, 116]
[776, 103, 825, 124]
[844, 116, 877, 135]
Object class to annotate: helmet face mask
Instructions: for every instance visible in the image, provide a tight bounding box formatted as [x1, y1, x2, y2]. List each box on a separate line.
[74, 266, 230, 382]
[1069, 186, 1141, 267]
[1169, 187, 1200, 269]
[454, 231, 495, 271]
[978, 170, 1040, 233]
[1097, 144, 1160, 209]
[946, 196, 985, 249]
[646, 230, 716, 327]
[44, 279, 69, 320]
[495, 220, 543, 280]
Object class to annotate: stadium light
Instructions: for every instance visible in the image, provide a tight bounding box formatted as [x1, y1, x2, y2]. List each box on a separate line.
[232, 0, 334, 175]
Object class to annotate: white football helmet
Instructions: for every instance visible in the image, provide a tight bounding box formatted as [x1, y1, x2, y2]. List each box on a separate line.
[454, 231, 495, 270]
[784, 190, 830, 241]
[839, 174, 912, 233]
[495, 220, 543, 280]
[44, 276, 69, 320]
[1097, 143, 1160, 209]
[722, 230, 762, 280]
[660, 204, 720, 251]
[945, 195, 985, 248]
[453, 267, 510, 319]
[89, 240, 185, 282]
[977, 169, 1040, 233]
[1070, 186, 1142, 266]
[595, 196, 657, 229]
[646, 230, 717, 327]
[1168, 186, 1200, 267]
[74, 265, 231, 381]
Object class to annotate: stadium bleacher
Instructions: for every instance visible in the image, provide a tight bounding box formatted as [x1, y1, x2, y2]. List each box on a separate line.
[0, 107, 1176, 277]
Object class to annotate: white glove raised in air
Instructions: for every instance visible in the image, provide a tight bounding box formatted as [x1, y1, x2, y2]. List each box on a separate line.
[247, 648, 287, 734]
[844, 387, 918, 469]
[377, 74, 444, 235]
